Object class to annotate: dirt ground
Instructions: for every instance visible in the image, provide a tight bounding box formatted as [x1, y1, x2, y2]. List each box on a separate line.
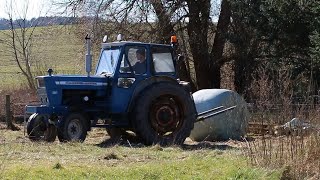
[0, 121, 248, 150]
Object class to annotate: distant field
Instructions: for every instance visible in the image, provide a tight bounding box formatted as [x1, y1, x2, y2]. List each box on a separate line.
[0, 126, 281, 179]
[0, 25, 93, 89]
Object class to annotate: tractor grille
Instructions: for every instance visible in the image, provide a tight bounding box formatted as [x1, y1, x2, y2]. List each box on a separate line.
[37, 86, 49, 105]
[37, 77, 45, 88]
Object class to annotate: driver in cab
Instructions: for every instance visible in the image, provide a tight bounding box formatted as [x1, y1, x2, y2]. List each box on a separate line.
[132, 48, 146, 74]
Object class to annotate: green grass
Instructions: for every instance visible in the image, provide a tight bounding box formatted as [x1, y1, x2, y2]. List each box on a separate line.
[0, 25, 87, 89]
[0, 128, 282, 179]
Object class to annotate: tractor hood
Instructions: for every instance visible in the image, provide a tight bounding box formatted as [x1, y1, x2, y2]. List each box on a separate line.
[36, 75, 110, 106]
[37, 75, 109, 89]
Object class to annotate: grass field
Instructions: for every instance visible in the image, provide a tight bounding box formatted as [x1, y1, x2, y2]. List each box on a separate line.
[0, 25, 87, 89]
[0, 125, 281, 179]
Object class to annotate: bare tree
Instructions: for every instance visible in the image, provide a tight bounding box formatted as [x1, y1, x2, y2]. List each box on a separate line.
[0, 0, 44, 90]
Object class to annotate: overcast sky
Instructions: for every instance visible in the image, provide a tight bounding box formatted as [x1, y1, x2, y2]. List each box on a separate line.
[0, 0, 58, 19]
[0, 0, 221, 21]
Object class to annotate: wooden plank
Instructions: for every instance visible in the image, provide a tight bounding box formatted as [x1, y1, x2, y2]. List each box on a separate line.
[248, 122, 276, 135]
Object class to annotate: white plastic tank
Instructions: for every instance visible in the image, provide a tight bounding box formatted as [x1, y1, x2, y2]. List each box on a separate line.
[189, 89, 249, 141]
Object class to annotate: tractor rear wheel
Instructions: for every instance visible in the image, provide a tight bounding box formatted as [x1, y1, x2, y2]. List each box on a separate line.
[27, 113, 57, 142]
[58, 113, 88, 142]
[132, 82, 196, 146]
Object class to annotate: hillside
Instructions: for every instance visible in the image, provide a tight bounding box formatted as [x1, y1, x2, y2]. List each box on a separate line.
[0, 25, 87, 89]
[0, 17, 78, 30]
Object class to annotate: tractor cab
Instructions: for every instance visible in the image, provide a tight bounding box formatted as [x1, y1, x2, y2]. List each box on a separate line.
[95, 41, 177, 79]
[94, 38, 180, 113]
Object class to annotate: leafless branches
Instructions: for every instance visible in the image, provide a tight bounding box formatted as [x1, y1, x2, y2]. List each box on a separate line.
[54, 0, 226, 89]
[0, 0, 45, 90]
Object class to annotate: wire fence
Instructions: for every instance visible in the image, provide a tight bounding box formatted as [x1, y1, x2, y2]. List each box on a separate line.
[0, 70, 82, 75]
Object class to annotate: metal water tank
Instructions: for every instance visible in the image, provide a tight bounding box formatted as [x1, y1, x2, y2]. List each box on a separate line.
[190, 89, 249, 141]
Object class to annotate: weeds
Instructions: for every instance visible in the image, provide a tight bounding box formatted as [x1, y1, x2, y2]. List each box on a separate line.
[53, 162, 63, 169]
[103, 152, 121, 160]
[246, 62, 320, 179]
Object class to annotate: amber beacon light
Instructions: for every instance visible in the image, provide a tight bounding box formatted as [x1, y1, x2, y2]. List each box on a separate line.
[171, 35, 177, 43]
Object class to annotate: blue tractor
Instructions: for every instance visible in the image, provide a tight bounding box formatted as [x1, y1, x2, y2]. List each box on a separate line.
[25, 35, 197, 145]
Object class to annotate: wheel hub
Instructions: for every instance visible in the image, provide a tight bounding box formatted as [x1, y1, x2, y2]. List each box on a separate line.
[67, 119, 82, 139]
[156, 106, 175, 126]
[150, 96, 183, 135]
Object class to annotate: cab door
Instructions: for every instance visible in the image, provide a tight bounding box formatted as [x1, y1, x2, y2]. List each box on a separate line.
[111, 45, 150, 113]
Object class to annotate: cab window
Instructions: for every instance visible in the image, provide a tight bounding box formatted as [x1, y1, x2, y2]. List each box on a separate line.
[119, 46, 147, 74]
[152, 46, 175, 73]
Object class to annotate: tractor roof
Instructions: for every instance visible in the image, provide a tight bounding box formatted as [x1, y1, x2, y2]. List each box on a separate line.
[101, 41, 171, 49]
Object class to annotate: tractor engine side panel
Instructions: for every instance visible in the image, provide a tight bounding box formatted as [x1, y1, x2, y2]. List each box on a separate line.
[39, 76, 110, 113]
[61, 89, 109, 110]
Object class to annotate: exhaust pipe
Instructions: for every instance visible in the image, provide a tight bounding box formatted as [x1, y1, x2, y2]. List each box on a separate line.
[85, 34, 92, 77]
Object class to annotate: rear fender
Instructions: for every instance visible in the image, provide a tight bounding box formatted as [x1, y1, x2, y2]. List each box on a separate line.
[127, 76, 178, 113]
[28, 113, 51, 127]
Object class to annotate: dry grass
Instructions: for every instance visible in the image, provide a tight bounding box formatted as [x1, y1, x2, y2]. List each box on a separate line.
[244, 62, 320, 179]
[0, 125, 281, 179]
[245, 134, 320, 179]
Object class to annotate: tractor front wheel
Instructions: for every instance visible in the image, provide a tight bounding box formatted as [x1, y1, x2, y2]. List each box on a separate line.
[58, 113, 88, 142]
[27, 113, 57, 142]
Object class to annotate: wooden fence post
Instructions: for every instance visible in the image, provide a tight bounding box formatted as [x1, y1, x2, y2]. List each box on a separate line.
[5, 95, 13, 129]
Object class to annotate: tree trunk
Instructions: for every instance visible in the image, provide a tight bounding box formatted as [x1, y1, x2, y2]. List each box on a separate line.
[151, 1, 175, 44]
[177, 25, 196, 91]
[8, 17, 36, 90]
[186, 0, 212, 89]
[151, 1, 193, 86]
[234, 56, 255, 97]
[210, 0, 231, 88]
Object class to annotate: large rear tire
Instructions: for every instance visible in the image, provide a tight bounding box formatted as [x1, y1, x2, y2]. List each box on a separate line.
[58, 113, 88, 142]
[132, 82, 196, 146]
[27, 113, 57, 142]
